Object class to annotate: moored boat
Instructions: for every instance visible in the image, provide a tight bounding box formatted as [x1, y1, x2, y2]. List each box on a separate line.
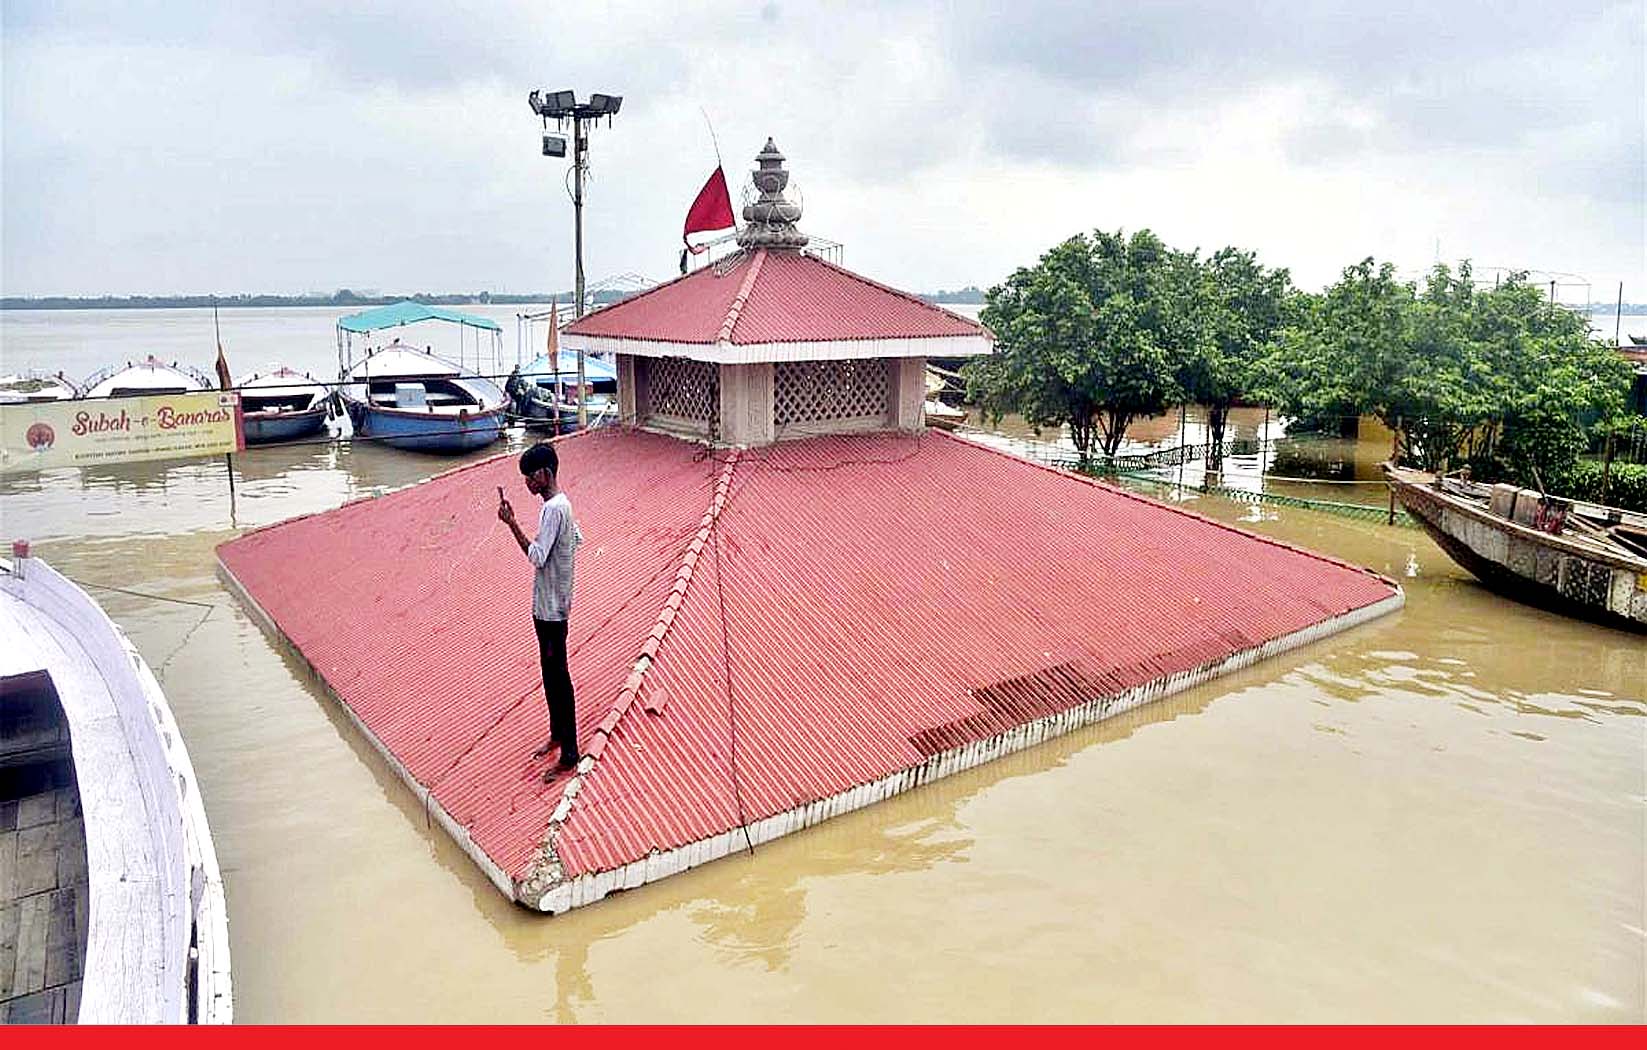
[335, 303, 508, 453]
[0, 371, 77, 404]
[509, 303, 618, 430]
[923, 399, 965, 430]
[78, 357, 215, 399]
[235, 366, 331, 444]
[922, 366, 966, 429]
[1383, 462, 1647, 630]
[515, 349, 619, 430]
[338, 342, 506, 452]
[1, 547, 231, 1022]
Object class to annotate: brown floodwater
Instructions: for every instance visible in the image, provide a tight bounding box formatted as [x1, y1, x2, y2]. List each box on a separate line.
[1, 421, 1642, 1023]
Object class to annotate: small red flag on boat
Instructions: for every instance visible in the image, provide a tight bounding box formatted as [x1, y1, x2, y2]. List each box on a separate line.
[682, 165, 735, 254]
[214, 343, 232, 390]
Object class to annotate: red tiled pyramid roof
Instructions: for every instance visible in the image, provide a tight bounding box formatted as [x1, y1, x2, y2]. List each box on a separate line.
[562, 248, 988, 347]
[217, 428, 1400, 911]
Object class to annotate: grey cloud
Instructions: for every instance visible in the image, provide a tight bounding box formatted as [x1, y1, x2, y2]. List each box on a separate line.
[946, 0, 1642, 164]
[2, 0, 1640, 297]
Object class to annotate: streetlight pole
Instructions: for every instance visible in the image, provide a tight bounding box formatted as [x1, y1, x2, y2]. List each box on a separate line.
[529, 89, 622, 431]
[572, 117, 588, 428]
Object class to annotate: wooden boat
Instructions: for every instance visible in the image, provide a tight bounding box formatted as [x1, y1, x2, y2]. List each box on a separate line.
[923, 366, 966, 430]
[0, 371, 76, 404]
[335, 303, 508, 453]
[1383, 462, 1647, 630]
[923, 399, 965, 430]
[1, 548, 231, 1022]
[78, 356, 215, 399]
[236, 366, 330, 444]
[338, 343, 506, 453]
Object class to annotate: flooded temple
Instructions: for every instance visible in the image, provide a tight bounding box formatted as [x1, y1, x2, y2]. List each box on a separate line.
[216, 141, 1403, 913]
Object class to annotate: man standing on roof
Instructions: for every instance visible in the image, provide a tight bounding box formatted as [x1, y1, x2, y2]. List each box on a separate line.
[498, 442, 584, 779]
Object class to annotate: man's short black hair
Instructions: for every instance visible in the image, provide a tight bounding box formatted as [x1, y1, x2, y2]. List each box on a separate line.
[519, 442, 558, 477]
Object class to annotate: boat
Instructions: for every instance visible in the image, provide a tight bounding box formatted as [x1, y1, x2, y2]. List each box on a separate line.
[1, 546, 231, 1022]
[514, 349, 619, 430]
[922, 366, 965, 430]
[235, 366, 331, 444]
[335, 303, 508, 453]
[78, 356, 215, 399]
[923, 399, 965, 430]
[0, 371, 76, 405]
[1382, 462, 1647, 630]
[508, 303, 618, 430]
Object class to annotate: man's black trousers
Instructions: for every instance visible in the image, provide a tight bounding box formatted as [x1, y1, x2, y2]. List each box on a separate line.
[533, 617, 579, 763]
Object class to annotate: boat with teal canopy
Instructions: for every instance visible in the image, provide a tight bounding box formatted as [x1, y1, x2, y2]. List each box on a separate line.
[334, 302, 508, 454]
[335, 301, 503, 334]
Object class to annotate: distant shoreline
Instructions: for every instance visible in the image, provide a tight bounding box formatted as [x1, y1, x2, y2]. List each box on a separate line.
[1, 293, 576, 311]
[0, 291, 1632, 313]
[1, 287, 992, 311]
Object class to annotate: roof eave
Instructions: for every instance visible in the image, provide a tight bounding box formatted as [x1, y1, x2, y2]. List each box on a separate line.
[561, 332, 993, 364]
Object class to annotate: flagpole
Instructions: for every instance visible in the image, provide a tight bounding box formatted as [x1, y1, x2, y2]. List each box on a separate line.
[213, 301, 237, 513]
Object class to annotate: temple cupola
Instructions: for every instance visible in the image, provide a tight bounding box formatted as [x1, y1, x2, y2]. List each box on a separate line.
[561, 138, 993, 446]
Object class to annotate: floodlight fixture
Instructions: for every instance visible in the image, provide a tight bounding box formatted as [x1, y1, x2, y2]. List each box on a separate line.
[546, 89, 576, 117]
[526, 84, 624, 428]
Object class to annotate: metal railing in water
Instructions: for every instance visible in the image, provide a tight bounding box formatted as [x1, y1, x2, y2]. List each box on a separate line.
[959, 430, 1419, 529]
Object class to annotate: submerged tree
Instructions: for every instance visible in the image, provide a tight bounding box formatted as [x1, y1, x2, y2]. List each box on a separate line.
[967, 229, 1193, 460]
[1177, 248, 1293, 473]
[1261, 258, 1629, 477]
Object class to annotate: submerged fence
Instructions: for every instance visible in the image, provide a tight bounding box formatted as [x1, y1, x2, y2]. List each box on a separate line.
[964, 430, 1419, 529]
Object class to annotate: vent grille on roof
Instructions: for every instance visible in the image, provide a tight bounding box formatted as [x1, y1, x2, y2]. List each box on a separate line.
[774, 359, 891, 428]
[648, 356, 719, 424]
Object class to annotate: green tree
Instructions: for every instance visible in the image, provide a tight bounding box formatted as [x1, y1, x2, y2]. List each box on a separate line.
[1261, 259, 1631, 478]
[1178, 248, 1292, 473]
[1260, 258, 1428, 459]
[966, 229, 1191, 460]
[1474, 276, 1629, 485]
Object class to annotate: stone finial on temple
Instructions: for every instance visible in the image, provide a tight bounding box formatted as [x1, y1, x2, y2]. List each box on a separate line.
[736, 138, 809, 249]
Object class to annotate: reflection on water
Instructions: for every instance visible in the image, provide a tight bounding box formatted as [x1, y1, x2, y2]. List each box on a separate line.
[1, 422, 1642, 1022]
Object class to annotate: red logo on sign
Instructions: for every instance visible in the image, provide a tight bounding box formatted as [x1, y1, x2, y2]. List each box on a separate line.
[26, 422, 55, 450]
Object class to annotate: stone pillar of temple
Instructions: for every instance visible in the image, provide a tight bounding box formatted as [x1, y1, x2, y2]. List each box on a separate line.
[718, 363, 776, 446]
[892, 357, 926, 432]
[616, 354, 639, 424]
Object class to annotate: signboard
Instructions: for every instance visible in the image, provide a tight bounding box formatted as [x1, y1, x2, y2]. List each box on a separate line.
[1, 391, 243, 475]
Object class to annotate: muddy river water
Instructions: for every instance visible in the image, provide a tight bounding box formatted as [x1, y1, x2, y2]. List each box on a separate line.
[2, 413, 1642, 1022]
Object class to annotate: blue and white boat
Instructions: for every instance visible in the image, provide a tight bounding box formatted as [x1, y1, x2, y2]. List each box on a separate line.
[335, 303, 508, 453]
[236, 366, 331, 444]
[513, 349, 619, 430]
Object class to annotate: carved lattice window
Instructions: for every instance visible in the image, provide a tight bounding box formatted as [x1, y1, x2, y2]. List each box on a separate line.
[774, 359, 891, 428]
[647, 356, 719, 423]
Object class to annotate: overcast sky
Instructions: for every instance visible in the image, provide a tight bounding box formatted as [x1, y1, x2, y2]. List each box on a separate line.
[3, 1, 1643, 301]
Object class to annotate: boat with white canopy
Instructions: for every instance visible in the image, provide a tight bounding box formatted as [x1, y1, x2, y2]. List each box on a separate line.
[78, 357, 215, 399]
[235, 366, 332, 444]
[0, 371, 77, 405]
